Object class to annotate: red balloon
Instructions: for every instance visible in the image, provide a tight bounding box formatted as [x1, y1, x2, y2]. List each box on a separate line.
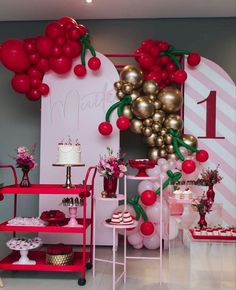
[68, 27, 81, 40]
[30, 77, 41, 89]
[139, 54, 154, 70]
[88, 57, 101, 71]
[52, 45, 62, 58]
[134, 48, 143, 61]
[149, 46, 160, 58]
[146, 72, 161, 84]
[58, 17, 77, 27]
[36, 36, 53, 58]
[39, 83, 49, 96]
[187, 52, 201, 66]
[36, 58, 50, 72]
[62, 44, 75, 58]
[67, 40, 82, 57]
[174, 69, 187, 84]
[55, 36, 66, 47]
[140, 190, 157, 206]
[26, 89, 41, 101]
[50, 56, 72, 74]
[28, 53, 40, 64]
[141, 39, 155, 53]
[77, 24, 87, 37]
[28, 67, 43, 79]
[24, 40, 36, 54]
[182, 160, 196, 174]
[11, 74, 31, 93]
[158, 41, 169, 52]
[1, 39, 30, 72]
[74, 64, 86, 77]
[159, 55, 171, 66]
[166, 63, 177, 73]
[45, 22, 63, 39]
[116, 116, 130, 131]
[196, 150, 209, 162]
[140, 221, 155, 236]
[98, 122, 113, 136]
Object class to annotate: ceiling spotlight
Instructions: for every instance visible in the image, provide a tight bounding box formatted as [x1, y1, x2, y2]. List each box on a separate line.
[85, 0, 93, 3]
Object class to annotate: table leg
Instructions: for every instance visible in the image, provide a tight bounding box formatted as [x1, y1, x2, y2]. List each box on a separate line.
[92, 199, 96, 278]
[124, 229, 127, 284]
[112, 227, 116, 290]
[0, 277, 4, 288]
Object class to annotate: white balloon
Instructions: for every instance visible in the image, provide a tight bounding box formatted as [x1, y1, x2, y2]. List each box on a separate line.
[133, 242, 143, 249]
[127, 232, 143, 246]
[176, 160, 182, 170]
[160, 163, 170, 173]
[179, 146, 188, 158]
[146, 165, 161, 177]
[138, 180, 154, 194]
[143, 234, 160, 250]
[168, 159, 176, 170]
[146, 200, 161, 223]
[158, 158, 167, 166]
[152, 181, 160, 191]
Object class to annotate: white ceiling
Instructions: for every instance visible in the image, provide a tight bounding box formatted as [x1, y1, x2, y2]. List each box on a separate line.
[0, 0, 235, 21]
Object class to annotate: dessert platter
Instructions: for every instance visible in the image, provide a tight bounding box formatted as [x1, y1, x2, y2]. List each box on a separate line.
[190, 226, 236, 240]
[7, 217, 46, 226]
[171, 187, 193, 201]
[40, 210, 65, 226]
[129, 159, 156, 177]
[106, 211, 134, 225]
[6, 237, 42, 265]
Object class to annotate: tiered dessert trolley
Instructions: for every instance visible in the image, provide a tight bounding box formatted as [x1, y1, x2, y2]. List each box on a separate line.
[0, 164, 97, 287]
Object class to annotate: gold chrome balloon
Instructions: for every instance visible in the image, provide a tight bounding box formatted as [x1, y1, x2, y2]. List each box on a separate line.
[153, 99, 162, 110]
[152, 110, 165, 124]
[167, 153, 178, 160]
[142, 127, 153, 137]
[152, 122, 162, 133]
[166, 144, 175, 154]
[148, 94, 156, 102]
[160, 128, 167, 136]
[131, 96, 155, 119]
[143, 133, 157, 147]
[182, 134, 198, 153]
[122, 105, 133, 119]
[158, 86, 183, 113]
[116, 90, 125, 100]
[148, 147, 159, 160]
[163, 133, 173, 145]
[130, 90, 140, 101]
[143, 80, 159, 95]
[122, 82, 134, 94]
[159, 148, 168, 158]
[130, 118, 143, 134]
[143, 118, 153, 127]
[156, 135, 164, 147]
[120, 65, 144, 89]
[164, 114, 183, 131]
[114, 81, 123, 90]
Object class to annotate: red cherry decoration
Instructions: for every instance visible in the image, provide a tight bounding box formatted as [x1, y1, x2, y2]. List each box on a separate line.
[139, 54, 154, 70]
[45, 22, 63, 39]
[74, 64, 87, 77]
[174, 69, 187, 84]
[196, 150, 209, 162]
[140, 190, 157, 206]
[88, 57, 101, 71]
[27, 89, 41, 101]
[187, 52, 201, 67]
[116, 116, 130, 131]
[140, 221, 155, 236]
[30, 77, 41, 89]
[182, 160, 196, 174]
[11, 74, 31, 94]
[39, 83, 50, 96]
[98, 122, 113, 136]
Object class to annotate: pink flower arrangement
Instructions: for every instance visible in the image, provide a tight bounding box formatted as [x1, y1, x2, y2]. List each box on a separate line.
[97, 147, 127, 178]
[191, 194, 212, 214]
[200, 165, 223, 186]
[15, 145, 37, 170]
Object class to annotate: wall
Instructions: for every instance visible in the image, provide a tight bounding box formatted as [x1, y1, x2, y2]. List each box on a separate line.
[0, 17, 235, 256]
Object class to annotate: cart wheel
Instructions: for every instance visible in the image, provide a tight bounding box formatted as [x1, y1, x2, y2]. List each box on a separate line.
[86, 262, 93, 270]
[78, 278, 86, 286]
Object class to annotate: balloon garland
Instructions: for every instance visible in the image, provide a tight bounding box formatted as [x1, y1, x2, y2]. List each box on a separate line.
[0, 16, 101, 101]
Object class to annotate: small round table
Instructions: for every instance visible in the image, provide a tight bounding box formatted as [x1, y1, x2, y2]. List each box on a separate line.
[103, 220, 138, 290]
[52, 163, 85, 188]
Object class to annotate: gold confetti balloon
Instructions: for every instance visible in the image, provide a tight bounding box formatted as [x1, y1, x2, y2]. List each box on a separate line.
[147, 147, 159, 160]
[129, 118, 143, 134]
[120, 65, 144, 89]
[164, 114, 183, 131]
[143, 80, 159, 95]
[158, 87, 183, 113]
[132, 96, 155, 119]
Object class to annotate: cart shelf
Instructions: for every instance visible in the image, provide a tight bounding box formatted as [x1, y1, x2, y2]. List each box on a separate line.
[0, 218, 92, 233]
[0, 251, 90, 272]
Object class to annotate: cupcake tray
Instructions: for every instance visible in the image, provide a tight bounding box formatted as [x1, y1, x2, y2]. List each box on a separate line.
[189, 229, 236, 241]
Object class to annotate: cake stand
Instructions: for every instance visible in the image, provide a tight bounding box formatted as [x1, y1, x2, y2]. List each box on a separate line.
[6, 237, 42, 265]
[63, 206, 82, 227]
[129, 159, 156, 177]
[52, 163, 85, 188]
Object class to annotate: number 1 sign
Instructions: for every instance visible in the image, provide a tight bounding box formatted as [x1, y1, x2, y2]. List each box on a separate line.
[184, 57, 236, 225]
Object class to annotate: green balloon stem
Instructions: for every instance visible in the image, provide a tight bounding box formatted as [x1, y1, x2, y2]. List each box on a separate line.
[155, 170, 182, 195]
[171, 49, 191, 55]
[134, 193, 140, 203]
[173, 138, 184, 161]
[137, 204, 148, 221]
[105, 100, 124, 122]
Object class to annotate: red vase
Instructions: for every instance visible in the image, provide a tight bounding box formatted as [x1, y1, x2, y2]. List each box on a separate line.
[20, 167, 31, 187]
[103, 176, 118, 198]
[198, 212, 207, 228]
[206, 184, 215, 207]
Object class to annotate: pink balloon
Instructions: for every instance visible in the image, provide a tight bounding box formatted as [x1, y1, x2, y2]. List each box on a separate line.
[146, 165, 161, 177]
[151, 180, 160, 191]
[133, 242, 143, 249]
[127, 232, 143, 246]
[158, 158, 167, 166]
[138, 180, 154, 194]
[160, 163, 170, 173]
[143, 234, 160, 250]
[179, 146, 188, 158]
[146, 198, 168, 224]
[168, 159, 176, 170]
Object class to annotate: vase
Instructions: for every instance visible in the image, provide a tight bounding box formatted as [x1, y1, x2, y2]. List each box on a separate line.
[206, 184, 215, 207]
[20, 167, 31, 187]
[198, 212, 207, 228]
[103, 176, 118, 198]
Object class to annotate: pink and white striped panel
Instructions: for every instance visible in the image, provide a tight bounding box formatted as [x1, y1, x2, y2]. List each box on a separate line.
[184, 57, 236, 226]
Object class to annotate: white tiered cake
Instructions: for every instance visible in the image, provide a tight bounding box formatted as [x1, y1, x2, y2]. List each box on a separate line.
[56, 142, 81, 165]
